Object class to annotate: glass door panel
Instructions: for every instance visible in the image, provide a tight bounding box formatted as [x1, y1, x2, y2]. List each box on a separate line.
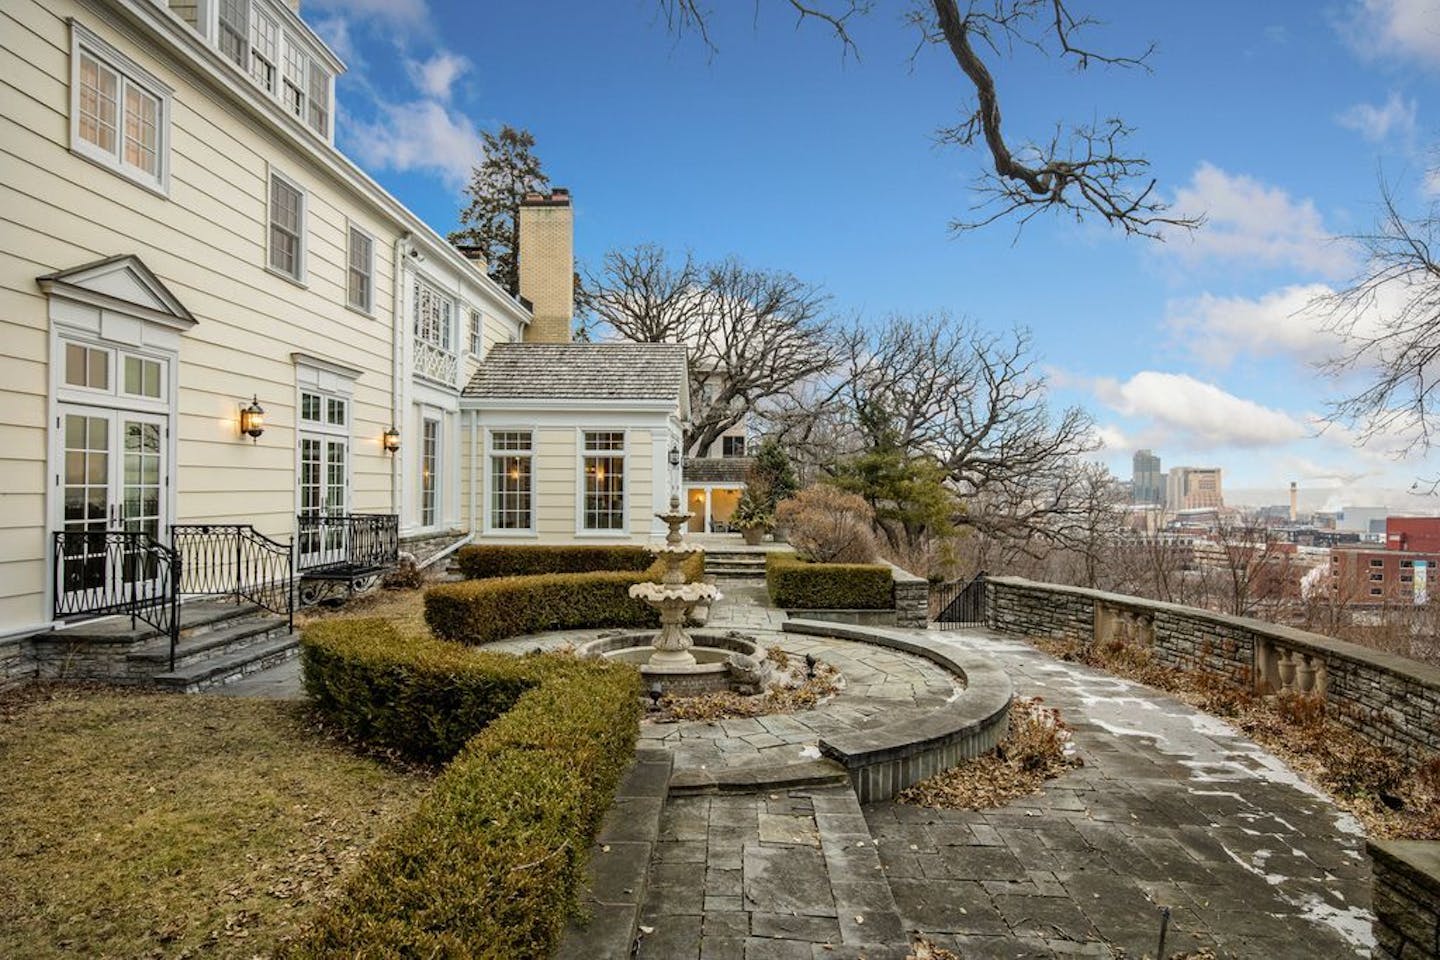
[60, 412, 110, 602]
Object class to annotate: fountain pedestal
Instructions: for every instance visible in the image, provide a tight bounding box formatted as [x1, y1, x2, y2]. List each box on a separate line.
[626, 496, 720, 667]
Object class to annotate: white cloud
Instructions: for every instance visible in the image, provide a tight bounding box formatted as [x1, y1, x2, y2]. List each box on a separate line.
[1336, 92, 1418, 142]
[406, 52, 470, 101]
[1094, 424, 1130, 452]
[348, 99, 482, 190]
[1166, 284, 1339, 367]
[1166, 163, 1355, 278]
[1424, 168, 1440, 197]
[310, 15, 359, 67]
[1340, 0, 1440, 67]
[1094, 372, 1307, 449]
[305, 0, 430, 26]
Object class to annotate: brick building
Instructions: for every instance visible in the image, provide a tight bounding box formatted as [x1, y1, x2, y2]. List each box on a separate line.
[1331, 547, 1439, 605]
[1386, 517, 1440, 554]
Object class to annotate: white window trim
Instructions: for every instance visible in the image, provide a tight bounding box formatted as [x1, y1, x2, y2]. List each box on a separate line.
[292, 360, 357, 526]
[202, 0, 335, 142]
[345, 220, 376, 316]
[483, 427, 537, 536]
[69, 21, 173, 197]
[419, 413, 443, 530]
[266, 166, 307, 286]
[575, 428, 629, 538]
[467, 306, 483, 356]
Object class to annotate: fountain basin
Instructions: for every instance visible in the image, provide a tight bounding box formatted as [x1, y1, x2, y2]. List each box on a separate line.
[578, 630, 768, 697]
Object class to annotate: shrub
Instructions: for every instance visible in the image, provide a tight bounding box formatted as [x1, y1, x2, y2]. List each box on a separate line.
[776, 485, 877, 563]
[425, 551, 704, 646]
[752, 437, 799, 507]
[292, 619, 643, 959]
[455, 544, 654, 580]
[766, 552, 893, 610]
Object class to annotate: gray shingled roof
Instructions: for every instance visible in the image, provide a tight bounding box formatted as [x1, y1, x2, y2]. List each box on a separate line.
[462, 342, 688, 402]
[684, 457, 752, 485]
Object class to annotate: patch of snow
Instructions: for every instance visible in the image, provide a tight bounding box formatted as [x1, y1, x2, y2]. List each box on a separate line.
[1294, 895, 1374, 955]
[798, 745, 821, 760]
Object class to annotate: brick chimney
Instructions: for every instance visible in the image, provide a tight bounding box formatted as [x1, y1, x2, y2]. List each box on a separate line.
[518, 187, 573, 343]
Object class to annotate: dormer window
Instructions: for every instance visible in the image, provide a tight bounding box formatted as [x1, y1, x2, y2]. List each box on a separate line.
[209, 0, 333, 140]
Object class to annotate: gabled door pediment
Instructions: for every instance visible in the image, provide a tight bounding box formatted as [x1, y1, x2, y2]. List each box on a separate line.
[37, 255, 197, 331]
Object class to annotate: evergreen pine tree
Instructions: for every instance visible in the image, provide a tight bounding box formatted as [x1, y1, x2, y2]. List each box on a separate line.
[448, 125, 548, 296]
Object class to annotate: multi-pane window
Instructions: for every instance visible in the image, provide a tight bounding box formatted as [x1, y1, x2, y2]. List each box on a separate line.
[249, 8, 278, 93]
[122, 356, 163, 399]
[307, 61, 330, 136]
[215, 1, 332, 137]
[722, 435, 747, 458]
[268, 172, 304, 280]
[468, 309, 482, 354]
[64, 343, 110, 391]
[300, 391, 345, 428]
[413, 278, 453, 350]
[73, 35, 167, 190]
[421, 418, 440, 527]
[582, 431, 625, 531]
[282, 40, 308, 119]
[218, 0, 248, 68]
[347, 226, 373, 312]
[489, 431, 532, 531]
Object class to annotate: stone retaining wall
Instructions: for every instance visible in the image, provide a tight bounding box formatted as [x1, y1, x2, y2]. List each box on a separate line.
[0, 635, 33, 690]
[1370, 840, 1440, 959]
[987, 576, 1440, 763]
[886, 562, 929, 629]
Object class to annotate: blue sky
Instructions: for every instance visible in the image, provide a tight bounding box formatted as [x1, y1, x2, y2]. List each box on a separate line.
[307, 0, 1440, 506]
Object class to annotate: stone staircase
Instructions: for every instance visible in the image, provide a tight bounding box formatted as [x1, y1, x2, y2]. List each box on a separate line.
[31, 599, 297, 693]
[703, 547, 770, 582]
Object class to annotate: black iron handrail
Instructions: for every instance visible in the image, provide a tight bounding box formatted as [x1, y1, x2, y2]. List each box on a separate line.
[295, 513, 399, 573]
[171, 524, 294, 631]
[52, 530, 181, 669]
[931, 570, 987, 627]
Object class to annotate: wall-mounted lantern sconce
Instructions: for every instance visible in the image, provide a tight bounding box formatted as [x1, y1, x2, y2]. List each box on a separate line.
[383, 426, 401, 454]
[669, 445, 682, 468]
[239, 396, 265, 442]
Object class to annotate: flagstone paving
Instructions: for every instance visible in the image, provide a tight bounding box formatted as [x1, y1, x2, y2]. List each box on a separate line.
[619, 590, 1375, 959]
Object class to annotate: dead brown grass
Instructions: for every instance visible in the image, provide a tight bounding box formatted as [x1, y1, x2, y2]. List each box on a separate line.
[0, 685, 428, 958]
[295, 584, 428, 634]
[896, 697, 1082, 810]
[1032, 634, 1440, 840]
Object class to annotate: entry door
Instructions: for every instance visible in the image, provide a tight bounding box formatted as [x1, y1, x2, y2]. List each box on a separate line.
[56, 406, 167, 613]
[298, 433, 349, 567]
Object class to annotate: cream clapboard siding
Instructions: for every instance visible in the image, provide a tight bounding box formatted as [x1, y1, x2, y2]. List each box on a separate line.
[534, 427, 578, 539]
[628, 429, 655, 538]
[0, 0, 401, 628]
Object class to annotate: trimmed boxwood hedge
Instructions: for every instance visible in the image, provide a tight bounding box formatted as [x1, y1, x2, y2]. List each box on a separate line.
[291, 618, 643, 959]
[455, 544, 655, 580]
[425, 551, 705, 646]
[766, 552, 894, 610]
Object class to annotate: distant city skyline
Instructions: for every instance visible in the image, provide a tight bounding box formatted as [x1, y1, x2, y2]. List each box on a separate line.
[308, 0, 1440, 499]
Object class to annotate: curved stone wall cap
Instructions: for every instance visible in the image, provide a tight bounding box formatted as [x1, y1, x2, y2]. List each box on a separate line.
[988, 575, 1440, 691]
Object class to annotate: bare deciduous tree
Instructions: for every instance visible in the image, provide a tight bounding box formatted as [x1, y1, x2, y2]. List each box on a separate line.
[658, 0, 1200, 238]
[1319, 175, 1440, 474]
[584, 244, 839, 455]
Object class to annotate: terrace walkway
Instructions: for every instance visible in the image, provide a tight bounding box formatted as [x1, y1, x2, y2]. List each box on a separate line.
[606, 586, 1375, 959]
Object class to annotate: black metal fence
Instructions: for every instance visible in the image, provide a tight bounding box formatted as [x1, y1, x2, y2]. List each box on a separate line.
[171, 524, 294, 630]
[931, 571, 987, 627]
[52, 530, 181, 668]
[295, 513, 400, 574]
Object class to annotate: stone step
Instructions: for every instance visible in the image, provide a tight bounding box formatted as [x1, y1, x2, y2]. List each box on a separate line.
[152, 633, 299, 693]
[127, 613, 290, 669]
[47, 597, 268, 645]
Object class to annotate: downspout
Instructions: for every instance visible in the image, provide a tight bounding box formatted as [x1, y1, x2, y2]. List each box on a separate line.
[392, 233, 408, 517]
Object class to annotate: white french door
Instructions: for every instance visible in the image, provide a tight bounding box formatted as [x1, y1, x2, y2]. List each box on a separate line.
[55, 405, 168, 613]
[297, 432, 349, 567]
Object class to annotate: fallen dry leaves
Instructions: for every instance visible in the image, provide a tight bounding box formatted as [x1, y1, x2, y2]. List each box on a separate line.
[652, 650, 842, 722]
[896, 697, 1083, 810]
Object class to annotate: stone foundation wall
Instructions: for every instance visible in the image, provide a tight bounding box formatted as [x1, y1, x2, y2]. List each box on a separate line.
[1370, 840, 1440, 959]
[0, 635, 35, 690]
[986, 576, 1440, 763]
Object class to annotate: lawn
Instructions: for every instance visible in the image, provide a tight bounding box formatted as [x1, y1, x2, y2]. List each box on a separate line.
[0, 685, 429, 958]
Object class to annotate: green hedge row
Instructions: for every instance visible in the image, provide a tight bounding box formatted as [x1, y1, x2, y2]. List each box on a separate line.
[455, 544, 655, 580]
[425, 551, 704, 646]
[766, 552, 893, 610]
[291, 618, 643, 959]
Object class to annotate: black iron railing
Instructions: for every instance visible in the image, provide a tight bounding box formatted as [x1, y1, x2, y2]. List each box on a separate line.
[171, 524, 294, 630]
[53, 530, 181, 669]
[295, 513, 399, 574]
[931, 571, 987, 627]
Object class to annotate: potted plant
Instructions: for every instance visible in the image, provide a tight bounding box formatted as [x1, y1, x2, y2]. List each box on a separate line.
[730, 488, 774, 546]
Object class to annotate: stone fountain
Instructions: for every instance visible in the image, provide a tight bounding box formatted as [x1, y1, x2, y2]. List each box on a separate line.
[578, 495, 767, 696]
[627, 495, 721, 666]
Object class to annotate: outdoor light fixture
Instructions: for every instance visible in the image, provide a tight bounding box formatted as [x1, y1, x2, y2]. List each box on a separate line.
[383, 426, 400, 454]
[669, 445, 682, 467]
[239, 396, 265, 442]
